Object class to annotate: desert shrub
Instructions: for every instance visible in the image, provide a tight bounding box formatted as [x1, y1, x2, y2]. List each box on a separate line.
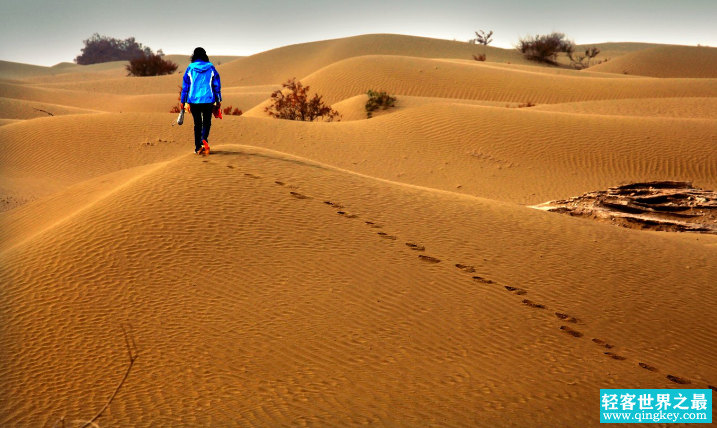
[127, 52, 178, 76]
[223, 105, 243, 116]
[568, 47, 601, 70]
[516, 32, 574, 65]
[365, 90, 396, 118]
[472, 53, 487, 61]
[75, 33, 153, 65]
[170, 104, 182, 113]
[265, 78, 340, 122]
[470, 30, 493, 45]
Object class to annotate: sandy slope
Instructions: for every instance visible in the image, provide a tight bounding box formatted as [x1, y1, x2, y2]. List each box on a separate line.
[589, 45, 717, 78]
[0, 97, 102, 120]
[1, 34, 717, 427]
[534, 97, 717, 119]
[1, 146, 715, 427]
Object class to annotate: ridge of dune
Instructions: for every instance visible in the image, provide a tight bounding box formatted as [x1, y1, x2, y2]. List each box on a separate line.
[589, 45, 717, 78]
[1, 144, 715, 426]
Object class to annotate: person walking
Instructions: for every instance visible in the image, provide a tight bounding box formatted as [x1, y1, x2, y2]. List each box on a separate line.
[180, 47, 222, 155]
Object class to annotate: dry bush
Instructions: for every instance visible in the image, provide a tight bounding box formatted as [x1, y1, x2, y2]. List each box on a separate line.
[365, 90, 397, 118]
[223, 105, 243, 116]
[516, 32, 574, 65]
[568, 47, 601, 69]
[469, 30, 493, 45]
[265, 78, 340, 122]
[127, 52, 178, 77]
[472, 53, 487, 61]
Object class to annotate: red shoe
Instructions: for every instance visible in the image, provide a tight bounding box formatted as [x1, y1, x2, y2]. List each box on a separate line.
[202, 140, 210, 155]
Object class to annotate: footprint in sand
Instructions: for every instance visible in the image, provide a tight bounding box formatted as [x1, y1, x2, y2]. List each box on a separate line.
[418, 255, 441, 263]
[666, 375, 691, 385]
[604, 352, 627, 361]
[472, 276, 495, 284]
[638, 362, 659, 372]
[336, 211, 358, 219]
[455, 264, 475, 273]
[560, 326, 584, 338]
[504, 286, 527, 295]
[275, 181, 285, 186]
[324, 201, 344, 209]
[591, 338, 615, 349]
[244, 173, 261, 179]
[522, 299, 546, 309]
[405, 243, 425, 251]
[227, 165, 235, 169]
[290, 192, 311, 199]
[377, 232, 397, 240]
[555, 312, 580, 323]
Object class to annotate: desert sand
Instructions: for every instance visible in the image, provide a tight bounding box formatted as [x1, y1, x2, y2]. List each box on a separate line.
[1, 34, 716, 427]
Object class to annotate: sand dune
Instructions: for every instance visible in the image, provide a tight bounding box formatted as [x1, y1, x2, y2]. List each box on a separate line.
[589, 45, 717, 78]
[328, 94, 513, 121]
[0, 97, 102, 120]
[2, 145, 715, 427]
[27, 34, 531, 95]
[299, 55, 717, 106]
[1, 34, 716, 427]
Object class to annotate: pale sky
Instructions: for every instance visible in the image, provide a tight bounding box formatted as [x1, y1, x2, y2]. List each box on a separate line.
[1, 0, 715, 66]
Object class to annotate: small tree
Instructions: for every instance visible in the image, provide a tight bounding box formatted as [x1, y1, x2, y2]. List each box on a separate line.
[567, 46, 601, 70]
[471, 30, 493, 46]
[126, 51, 178, 76]
[365, 90, 396, 118]
[265, 78, 340, 122]
[516, 32, 574, 65]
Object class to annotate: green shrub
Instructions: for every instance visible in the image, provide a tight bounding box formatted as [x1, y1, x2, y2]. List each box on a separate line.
[365, 90, 396, 118]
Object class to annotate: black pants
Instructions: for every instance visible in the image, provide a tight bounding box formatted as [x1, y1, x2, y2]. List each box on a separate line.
[189, 103, 214, 150]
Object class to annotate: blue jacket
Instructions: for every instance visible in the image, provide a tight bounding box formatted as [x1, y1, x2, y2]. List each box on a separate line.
[181, 61, 222, 104]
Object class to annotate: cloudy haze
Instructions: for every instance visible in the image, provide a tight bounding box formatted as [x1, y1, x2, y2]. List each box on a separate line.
[1, 0, 715, 66]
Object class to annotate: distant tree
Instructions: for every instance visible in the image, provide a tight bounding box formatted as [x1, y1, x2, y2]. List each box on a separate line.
[470, 30, 493, 46]
[126, 51, 178, 76]
[74, 33, 154, 65]
[265, 78, 340, 122]
[567, 46, 601, 69]
[516, 32, 574, 65]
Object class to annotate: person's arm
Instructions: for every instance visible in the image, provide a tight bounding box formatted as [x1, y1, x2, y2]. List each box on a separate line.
[180, 69, 191, 106]
[212, 67, 222, 104]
